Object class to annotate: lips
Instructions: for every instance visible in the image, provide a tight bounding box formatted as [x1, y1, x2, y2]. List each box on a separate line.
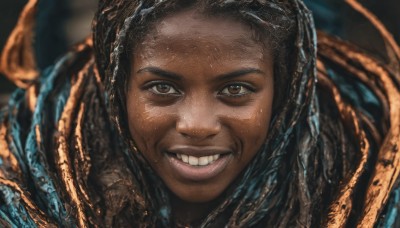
[166, 146, 232, 181]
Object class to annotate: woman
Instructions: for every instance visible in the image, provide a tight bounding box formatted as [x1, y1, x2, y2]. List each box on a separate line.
[0, 0, 399, 227]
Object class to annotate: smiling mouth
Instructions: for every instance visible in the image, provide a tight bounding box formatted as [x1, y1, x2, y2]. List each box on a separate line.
[175, 153, 220, 166]
[165, 146, 233, 181]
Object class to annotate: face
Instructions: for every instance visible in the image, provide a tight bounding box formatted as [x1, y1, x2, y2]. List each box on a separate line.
[126, 9, 274, 203]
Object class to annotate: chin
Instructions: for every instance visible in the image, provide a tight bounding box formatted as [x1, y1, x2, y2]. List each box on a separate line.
[171, 184, 226, 203]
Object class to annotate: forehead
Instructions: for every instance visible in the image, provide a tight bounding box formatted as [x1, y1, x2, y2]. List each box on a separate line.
[135, 8, 268, 61]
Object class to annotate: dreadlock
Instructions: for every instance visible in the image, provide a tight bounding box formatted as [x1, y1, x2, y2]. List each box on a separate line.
[0, 0, 399, 227]
[94, 1, 320, 226]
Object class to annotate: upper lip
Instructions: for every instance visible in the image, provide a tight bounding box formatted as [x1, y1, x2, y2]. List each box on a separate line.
[167, 145, 232, 157]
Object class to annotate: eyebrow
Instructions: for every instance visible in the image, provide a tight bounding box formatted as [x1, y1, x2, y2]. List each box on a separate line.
[216, 68, 265, 81]
[137, 67, 182, 80]
[136, 67, 265, 81]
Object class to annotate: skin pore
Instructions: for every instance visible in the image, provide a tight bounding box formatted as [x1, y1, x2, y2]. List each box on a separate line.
[126, 8, 274, 223]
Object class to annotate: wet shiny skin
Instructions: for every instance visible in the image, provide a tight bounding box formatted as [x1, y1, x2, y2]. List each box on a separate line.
[126, 9, 274, 220]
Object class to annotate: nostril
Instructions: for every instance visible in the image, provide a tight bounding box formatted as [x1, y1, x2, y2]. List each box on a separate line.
[180, 129, 217, 139]
[176, 118, 221, 139]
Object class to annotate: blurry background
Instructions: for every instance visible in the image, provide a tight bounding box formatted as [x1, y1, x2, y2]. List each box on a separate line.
[0, 0, 97, 107]
[0, 0, 399, 108]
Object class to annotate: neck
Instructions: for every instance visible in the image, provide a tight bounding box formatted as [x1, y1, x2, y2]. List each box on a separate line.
[171, 194, 220, 225]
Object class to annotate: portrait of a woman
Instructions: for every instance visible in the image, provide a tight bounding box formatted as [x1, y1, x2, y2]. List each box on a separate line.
[0, 0, 399, 227]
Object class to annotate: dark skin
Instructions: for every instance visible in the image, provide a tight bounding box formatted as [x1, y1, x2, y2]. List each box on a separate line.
[126, 9, 274, 223]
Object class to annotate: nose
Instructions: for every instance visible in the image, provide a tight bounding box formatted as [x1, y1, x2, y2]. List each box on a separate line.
[176, 99, 221, 140]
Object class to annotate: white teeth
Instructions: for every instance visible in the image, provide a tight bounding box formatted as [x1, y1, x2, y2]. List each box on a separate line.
[182, 154, 189, 163]
[175, 154, 221, 166]
[189, 156, 199, 165]
[199, 156, 209, 165]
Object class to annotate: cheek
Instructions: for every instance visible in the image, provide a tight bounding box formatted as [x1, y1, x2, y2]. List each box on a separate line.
[249, 109, 270, 145]
[222, 94, 273, 160]
[236, 110, 270, 144]
[126, 92, 173, 153]
[230, 98, 272, 137]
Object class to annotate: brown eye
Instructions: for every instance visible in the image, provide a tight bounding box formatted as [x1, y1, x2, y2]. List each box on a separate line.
[220, 84, 251, 96]
[228, 85, 242, 94]
[157, 84, 171, 93]
[149, 83, 179, 95]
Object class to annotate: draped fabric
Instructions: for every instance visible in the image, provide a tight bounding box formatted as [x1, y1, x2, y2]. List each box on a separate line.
[0, 0, 399, 227]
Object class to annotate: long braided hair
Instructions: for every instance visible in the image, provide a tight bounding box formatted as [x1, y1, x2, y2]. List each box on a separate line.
[92, 0, 333, 227]
[0, 0, 399, 227]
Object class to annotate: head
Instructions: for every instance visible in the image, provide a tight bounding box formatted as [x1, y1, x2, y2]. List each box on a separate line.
[127, 6, 277, 205]
[93, 0, 317, 226]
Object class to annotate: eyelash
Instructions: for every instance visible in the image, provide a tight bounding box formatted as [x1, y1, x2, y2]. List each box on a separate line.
[218, 83, 254, 97]
[145, 81, 255, 97]
[149, 83, 180, 95]
[145, 81, 181, 96]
